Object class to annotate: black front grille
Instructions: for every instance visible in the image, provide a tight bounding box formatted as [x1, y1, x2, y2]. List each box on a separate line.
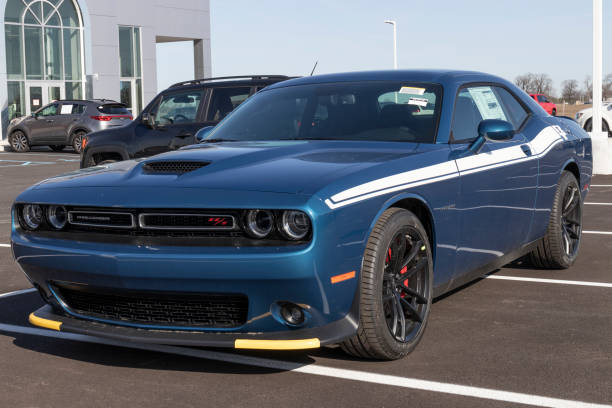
[68, 211, 134, 228]
[139, 213, 235, 230]
[143, 161, 209, 174]
[54, 284, 248, 328]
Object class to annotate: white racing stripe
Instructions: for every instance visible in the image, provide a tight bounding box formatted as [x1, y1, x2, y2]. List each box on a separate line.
[326, 126, 565, 209]
[487, 275, 612, 288]
[0, 317, 608, 408]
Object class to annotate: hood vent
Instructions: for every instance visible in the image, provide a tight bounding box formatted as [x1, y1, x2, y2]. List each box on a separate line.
[142, 161, 209, 175]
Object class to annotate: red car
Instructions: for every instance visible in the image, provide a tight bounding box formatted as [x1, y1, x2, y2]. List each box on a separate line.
[530, 94, 557, 116]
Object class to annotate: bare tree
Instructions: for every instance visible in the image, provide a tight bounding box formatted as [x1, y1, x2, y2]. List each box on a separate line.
[583, 75, 592, 102]
[561, 79, 580, 103]
[603, 73, 612, 100]
[515, 73, 533, 93]
[531, 73, 553, 95]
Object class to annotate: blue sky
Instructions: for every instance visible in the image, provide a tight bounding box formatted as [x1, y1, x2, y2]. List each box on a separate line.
[157, 0, 612, 95]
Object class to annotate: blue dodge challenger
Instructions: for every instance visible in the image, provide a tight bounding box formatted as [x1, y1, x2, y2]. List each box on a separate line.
[12, 70, 591, 360]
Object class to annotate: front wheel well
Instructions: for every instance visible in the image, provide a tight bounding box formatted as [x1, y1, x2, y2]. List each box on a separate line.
[92, 151, 123, 165]
[389, 198, 434, 251]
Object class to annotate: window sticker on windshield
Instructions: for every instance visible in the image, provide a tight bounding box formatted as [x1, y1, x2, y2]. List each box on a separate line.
[408, 97, 429, 107]
[399, 86, 426, 95]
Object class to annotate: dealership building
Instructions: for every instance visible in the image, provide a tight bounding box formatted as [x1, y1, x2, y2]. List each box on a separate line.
[0, 0, 211, 145]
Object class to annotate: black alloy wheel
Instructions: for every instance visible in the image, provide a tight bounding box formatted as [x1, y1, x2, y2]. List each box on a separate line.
[9, 131, 29, 152]
[530, 171, 582, 269]
[560, 183, 582, 258]
[341, 208, 433, 360]
[382, 227, 430, 343]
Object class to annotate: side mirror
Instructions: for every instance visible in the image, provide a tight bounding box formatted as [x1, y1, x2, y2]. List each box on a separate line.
[469, 119, 515, 154]
[195, 126, 215, 143]
[141, 112, 155, 128]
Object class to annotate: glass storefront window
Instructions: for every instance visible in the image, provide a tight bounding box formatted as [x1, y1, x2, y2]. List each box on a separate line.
[119, 26, 143, 114]
[24, 26, 43, 80]
[4, 0, 84, 120]
[63, 28, 81, 80]
[44, 27, 62, 80]
[5, 25, 23, 79]
[119, 26, 134, 78]
[65, 81, 82, 99]
[7, 81, 25, 119]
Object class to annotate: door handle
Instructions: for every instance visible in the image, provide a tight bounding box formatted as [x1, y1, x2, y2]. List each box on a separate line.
[521, 144, 532, 156]
[175, 133, 192, 139]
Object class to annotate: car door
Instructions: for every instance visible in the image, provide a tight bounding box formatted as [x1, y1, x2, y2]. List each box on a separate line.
[138, 88, 205, 157]
[450, 84, 537, 278]
[55, 103, 83, 142]
[28, 103, 62, 142]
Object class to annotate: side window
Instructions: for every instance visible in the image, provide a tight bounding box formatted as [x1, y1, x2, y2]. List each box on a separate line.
[207, 87, 251, 121]
[153, 90, 202, 126]
[493, 87, 529, 129]
[37, 103, 59, 117]
[72, 104, 86, 115]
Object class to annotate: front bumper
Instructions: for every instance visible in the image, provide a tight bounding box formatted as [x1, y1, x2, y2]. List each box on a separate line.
[29, 303, 357, 349]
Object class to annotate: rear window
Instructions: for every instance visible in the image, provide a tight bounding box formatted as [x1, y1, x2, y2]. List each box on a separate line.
[98, 104, 130, 114]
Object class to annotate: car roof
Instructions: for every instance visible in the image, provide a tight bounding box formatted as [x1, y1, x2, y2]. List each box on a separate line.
[167, 75, 295, 90]
[52, 99, 122, 105]
[265, 69, 514, 90]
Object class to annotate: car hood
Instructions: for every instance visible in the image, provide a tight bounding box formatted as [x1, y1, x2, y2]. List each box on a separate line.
[32, 140, 428, 195]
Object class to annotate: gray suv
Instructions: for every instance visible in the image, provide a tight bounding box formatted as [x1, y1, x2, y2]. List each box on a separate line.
[7, 99, 132, 153]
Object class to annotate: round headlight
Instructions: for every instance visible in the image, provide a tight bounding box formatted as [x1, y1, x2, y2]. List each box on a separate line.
[47, 205, 67, 229]
[245, 210, 274, 238]
[279, 210, 310, 240]
[22, 204, 43, 230]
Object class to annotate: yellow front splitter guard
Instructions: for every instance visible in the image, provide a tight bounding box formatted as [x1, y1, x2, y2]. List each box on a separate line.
[29, 312, 62, 331]
[235, 338, 320, 350]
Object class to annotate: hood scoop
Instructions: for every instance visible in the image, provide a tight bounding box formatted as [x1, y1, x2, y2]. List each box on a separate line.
[142, 161, 210, 175]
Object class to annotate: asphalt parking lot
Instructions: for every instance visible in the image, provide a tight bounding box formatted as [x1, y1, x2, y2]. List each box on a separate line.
[0, 149, 611, 408]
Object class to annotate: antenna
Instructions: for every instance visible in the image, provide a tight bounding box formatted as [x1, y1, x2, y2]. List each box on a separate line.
[310, 61, 318, 76]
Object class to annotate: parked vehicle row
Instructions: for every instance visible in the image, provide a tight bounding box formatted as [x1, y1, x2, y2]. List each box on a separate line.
[7, 99, 132, 153]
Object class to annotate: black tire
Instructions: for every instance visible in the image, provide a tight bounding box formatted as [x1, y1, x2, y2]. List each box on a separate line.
[9, 130, 30, 152]
[49, 145, 65, 152]
[584, 118, 610, 136]
[340, 208, 433, 360]
[551, 108, 556, 116]
[529, 171, 582, 269]
[71, 130, 86, 154]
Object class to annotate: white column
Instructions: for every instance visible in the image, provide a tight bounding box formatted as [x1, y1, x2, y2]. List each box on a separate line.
[592, 0, 610, 174]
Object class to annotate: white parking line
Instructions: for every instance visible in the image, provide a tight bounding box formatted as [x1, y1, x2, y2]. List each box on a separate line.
[487, 275, 612, 288]
[583, 230, 612, 235]
[0, 287, 36, 298]
[590, 185, 612, 187]
[0, 244, 10, 248]
[585, 202, 612, 205]
[0, 318, 608, 408]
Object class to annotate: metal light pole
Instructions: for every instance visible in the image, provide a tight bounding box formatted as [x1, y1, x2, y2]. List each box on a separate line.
[384, 20, 398, 69]
[592, 0, 610, 174]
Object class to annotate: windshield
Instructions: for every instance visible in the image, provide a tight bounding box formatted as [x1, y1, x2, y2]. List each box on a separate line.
[206, 81, 443, 143]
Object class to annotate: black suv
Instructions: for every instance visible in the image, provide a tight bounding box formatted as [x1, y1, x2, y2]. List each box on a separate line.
[80, 75, 292, 168]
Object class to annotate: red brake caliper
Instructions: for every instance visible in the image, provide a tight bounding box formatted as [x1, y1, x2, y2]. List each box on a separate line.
[400, 265, 408, 297]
